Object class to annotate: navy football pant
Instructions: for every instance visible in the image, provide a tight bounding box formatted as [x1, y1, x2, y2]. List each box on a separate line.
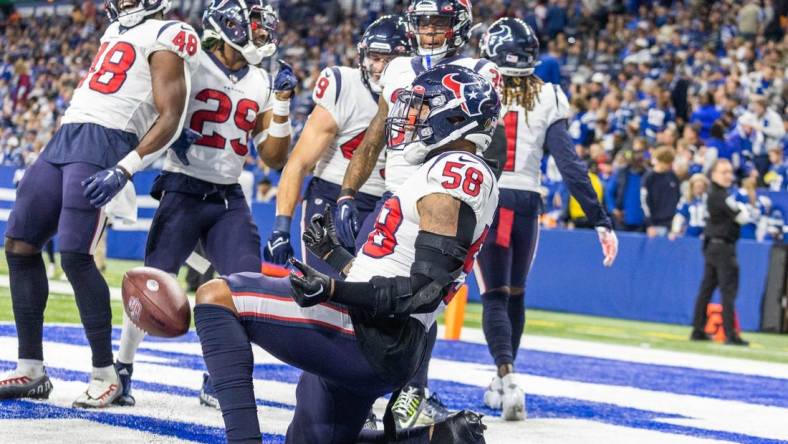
[6, 158, 113, 366]
[301, 177, 379, 277]
[195, 272, 398, 444]
[474, 189, 541, 368]
[144, 191, 261, 275]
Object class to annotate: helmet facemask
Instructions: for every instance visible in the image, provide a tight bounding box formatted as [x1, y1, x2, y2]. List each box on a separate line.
[204, 0, 278, 65]
[106, 0, 171, 28]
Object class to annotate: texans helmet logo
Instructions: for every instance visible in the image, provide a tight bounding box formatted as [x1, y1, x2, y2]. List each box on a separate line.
[441, 73, 492, 117]
[485, 24, 513, 57]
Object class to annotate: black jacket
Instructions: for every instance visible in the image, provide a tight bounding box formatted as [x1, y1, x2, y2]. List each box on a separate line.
[704, 182, 741, 243]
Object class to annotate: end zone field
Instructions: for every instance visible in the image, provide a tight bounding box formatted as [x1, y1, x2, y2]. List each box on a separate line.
[0, 257, 787, 443]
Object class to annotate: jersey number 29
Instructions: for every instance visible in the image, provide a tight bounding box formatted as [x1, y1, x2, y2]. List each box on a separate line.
[189, 89, 259, 156]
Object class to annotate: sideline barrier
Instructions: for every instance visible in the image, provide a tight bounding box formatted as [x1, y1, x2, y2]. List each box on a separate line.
[0, 166, 772, 331]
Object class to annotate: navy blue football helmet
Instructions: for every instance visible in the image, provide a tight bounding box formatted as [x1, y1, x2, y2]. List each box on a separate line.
[105, 0, 171, 27]
[480, 17, 539, 77]
[358, 15, 412, 94]
[386, 65, 500, 165]
[203, 0, 278, 65]
[406, 0, 474, 59]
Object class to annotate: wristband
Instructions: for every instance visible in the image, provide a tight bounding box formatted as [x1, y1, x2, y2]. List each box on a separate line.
[338, 188, 355, 201]
[253, 131, 268, 146]
[271, 97, 291, 117]
[325, 247, 354, 276]
[268, 120, 291, 138]
[117, 150, 143, 177]
[274, 215, 292, 232]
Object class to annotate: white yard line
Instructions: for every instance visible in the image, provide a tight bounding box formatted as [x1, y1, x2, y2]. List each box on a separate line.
[1, 270, 786, 380]
[449, 326, 788, 380]
[2, 337, 787, 442]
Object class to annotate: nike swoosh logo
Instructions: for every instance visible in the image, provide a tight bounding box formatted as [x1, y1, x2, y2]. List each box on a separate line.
[268, 238, 287, 250]
[305, 284, 323, 298]
[458, 155, 476, 163]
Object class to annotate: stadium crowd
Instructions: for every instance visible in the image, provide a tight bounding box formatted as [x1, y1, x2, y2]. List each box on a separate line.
[0, 0, 786, 240]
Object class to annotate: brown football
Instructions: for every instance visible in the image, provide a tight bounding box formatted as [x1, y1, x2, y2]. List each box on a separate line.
[122, 267, 190, 338]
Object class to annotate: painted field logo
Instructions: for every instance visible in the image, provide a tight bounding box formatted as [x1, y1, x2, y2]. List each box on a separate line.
[127, 295, 142, 323]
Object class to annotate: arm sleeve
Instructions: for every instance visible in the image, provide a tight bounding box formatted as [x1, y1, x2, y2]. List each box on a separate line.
[483, 124, 506, 179]
[545, 119, 613, 228]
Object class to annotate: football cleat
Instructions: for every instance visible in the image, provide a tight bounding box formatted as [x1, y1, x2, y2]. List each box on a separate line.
[363, 409, 378, 430]
[500, 373, 525, 421]
[416, 392, 451, 426]
[430, 410, 487, 444]
[199, 373, 220, 410]
[391, 385, 426, 429]
[482, 376, 503, 410]
[72, 368, 122, 408]
[0, 370, 53, 400]
[113, 361, 136, 406]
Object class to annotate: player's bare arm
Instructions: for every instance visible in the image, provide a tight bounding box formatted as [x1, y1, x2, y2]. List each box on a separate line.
[339, 96, 389, 194]
[276, 105, 339, 217]
[255, 108, 289, 169]
[133, 51, 189, 161]
[418, 193, 461, 236]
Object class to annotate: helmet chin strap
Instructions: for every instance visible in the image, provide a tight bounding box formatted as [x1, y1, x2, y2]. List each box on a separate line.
[416, 34, 449, 66]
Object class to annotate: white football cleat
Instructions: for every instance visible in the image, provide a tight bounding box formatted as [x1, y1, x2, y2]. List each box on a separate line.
[72, 367, 122, 408]
[501, 373, 525, 421]
[483, 375, 503, 409]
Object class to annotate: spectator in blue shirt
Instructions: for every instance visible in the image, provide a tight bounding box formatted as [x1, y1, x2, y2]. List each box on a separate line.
[690, 92, 722, 142]
[609, 149, 647, 231]
[763, 146, 788, 191]
[669, 173, 708, 239]
[535, 40, 562, 85]
[642, 90, 674, 142]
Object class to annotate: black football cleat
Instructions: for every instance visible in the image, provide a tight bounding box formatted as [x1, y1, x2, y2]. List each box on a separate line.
[0, 371, 53, 400]
[690, 331, 712, 341]
[429, 410, 486, 444]
[725, 335, 749, 346]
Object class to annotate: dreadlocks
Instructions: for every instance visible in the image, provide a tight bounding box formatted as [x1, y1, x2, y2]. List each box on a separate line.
[501, 75, 544, 123]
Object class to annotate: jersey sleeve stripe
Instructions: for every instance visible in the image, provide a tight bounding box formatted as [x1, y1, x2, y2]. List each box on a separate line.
[156, 21, 179, 38]
[330, 67, 342, 105]
[411, 57, 426, 75]
[473, 59, 491, 72]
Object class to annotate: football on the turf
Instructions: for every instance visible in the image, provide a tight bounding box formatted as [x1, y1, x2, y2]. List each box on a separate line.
[122, 267, 190, 338]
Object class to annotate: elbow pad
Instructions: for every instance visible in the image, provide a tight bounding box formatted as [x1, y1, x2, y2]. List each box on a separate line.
[332, 232, 470, 318]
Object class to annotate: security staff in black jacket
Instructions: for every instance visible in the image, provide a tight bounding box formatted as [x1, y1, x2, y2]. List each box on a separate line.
[691, 159, 749, 346]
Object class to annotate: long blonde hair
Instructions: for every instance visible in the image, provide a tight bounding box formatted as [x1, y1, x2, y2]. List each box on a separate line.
[685, 173, 709, 201]
[501, 75, 544, 123]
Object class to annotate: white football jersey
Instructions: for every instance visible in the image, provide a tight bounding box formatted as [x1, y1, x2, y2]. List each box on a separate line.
[498, 82, 570, 192]
[62, 19, 201, 140]
[163, 51, 274, 184]
[311, 66, 385, 196]
[347, 151, 499, 329]
[379, 56, 501, 193]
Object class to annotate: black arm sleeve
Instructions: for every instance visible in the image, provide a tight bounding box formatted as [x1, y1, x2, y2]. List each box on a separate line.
[545, 119, 613, 229]
[483, 124, 506, 180]
[332, 203, 475, 318]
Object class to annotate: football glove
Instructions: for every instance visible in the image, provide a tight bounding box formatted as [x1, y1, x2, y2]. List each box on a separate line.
[273, 59, 297, 92]
[264, 215, 294, 265]
[596, 226, 619, 267]
[303, 207, 342, 260]
[289, 258, 333, 307]
[169, 127, 201, 166]
[82, 167, 129, 208]
[335, 195, 360, 250]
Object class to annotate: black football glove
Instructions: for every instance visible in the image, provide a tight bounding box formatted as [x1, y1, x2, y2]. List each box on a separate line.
[289, 258, 333, 307]
[303, 206, 342, 259]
